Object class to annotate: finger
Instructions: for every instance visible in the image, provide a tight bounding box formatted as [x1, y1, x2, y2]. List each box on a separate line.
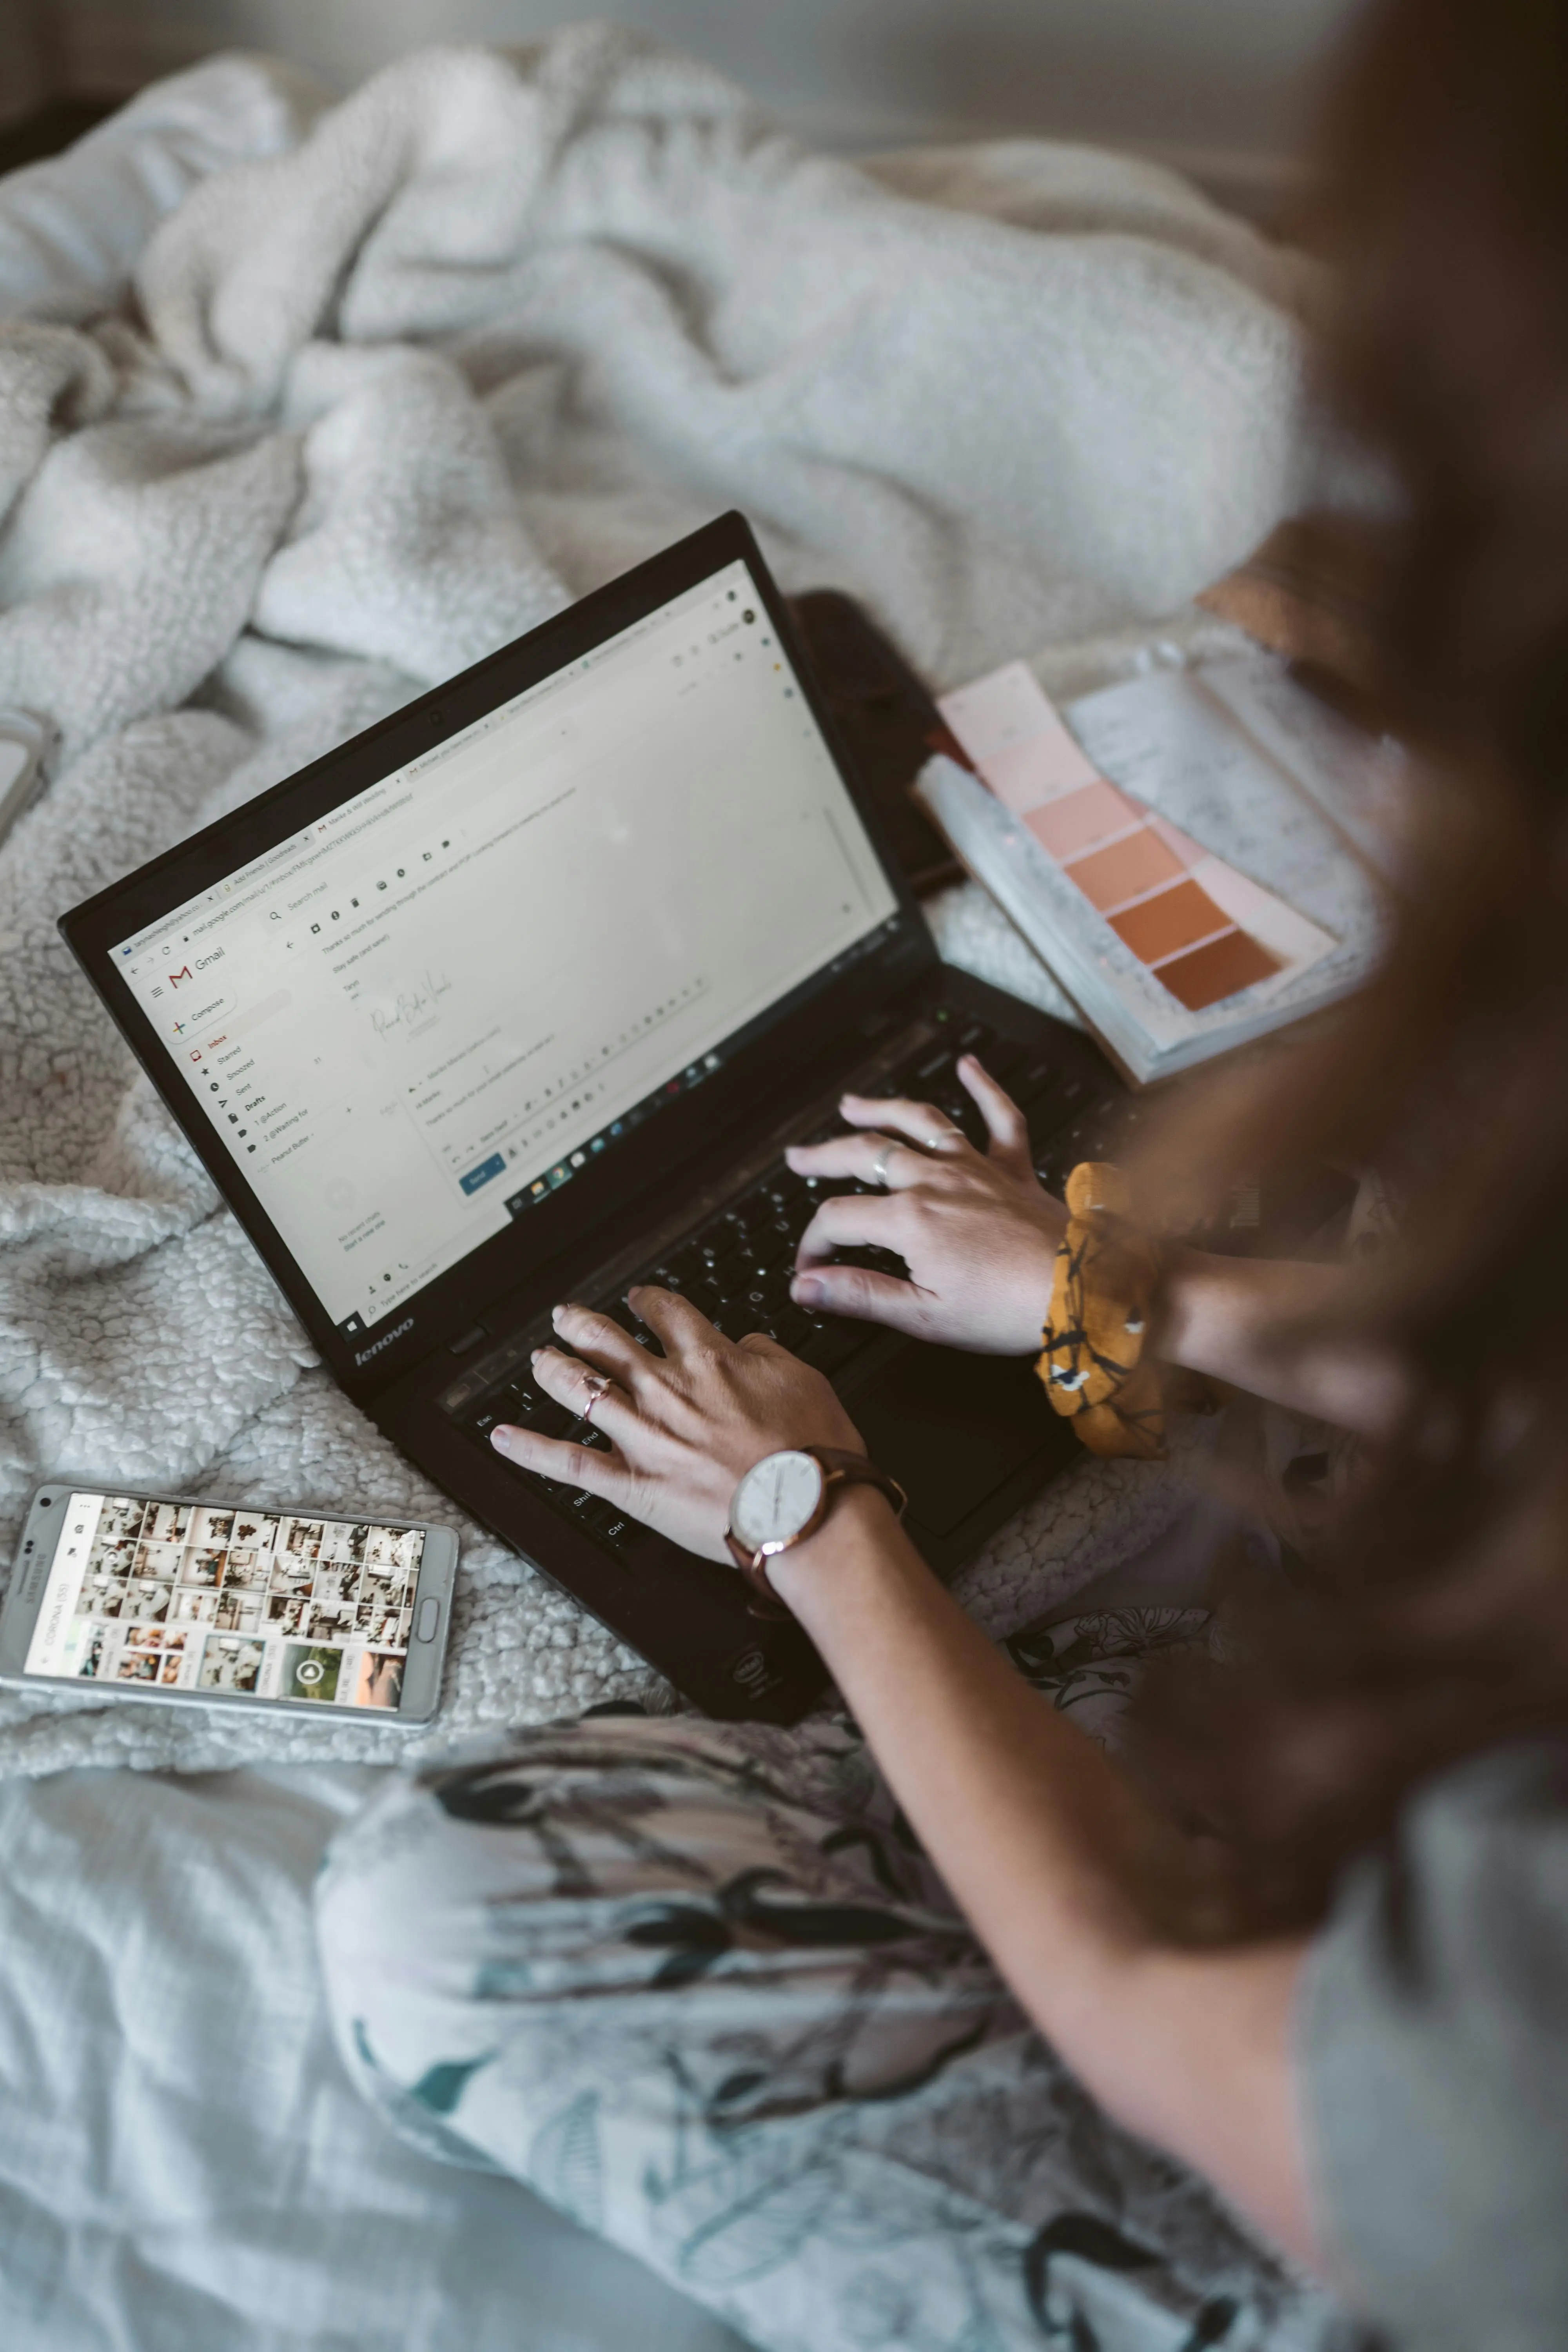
[793, 1192, 908, 1271]
[549, 1299, 653, 1386]
[530, 1343, 639, 1439]
[784, 1131, 935, 1190]
[628, 1281, 727, 1357]
[789, 1260, 933, 1334]
[837, 1093, 967, 1155]
[956, 1054, 1033, 1176]
[489, 1419, 629, 1498]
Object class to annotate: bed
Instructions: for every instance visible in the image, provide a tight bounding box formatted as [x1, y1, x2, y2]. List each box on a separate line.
[0, 35, 1312, 2347]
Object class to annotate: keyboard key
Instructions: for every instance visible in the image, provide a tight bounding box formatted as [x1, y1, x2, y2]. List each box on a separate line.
[505, 1455, 566, 1498]
[593, 1297, 638, 1336]
[742, 1239, 792, 1283]
[831, 1244, 906, 1277]
[505, 1386, 573, 1439]
[981, 1040, 1028, 1084]
[576, 1496, 621, 1536]
[1016, 1058, 1063, 1108]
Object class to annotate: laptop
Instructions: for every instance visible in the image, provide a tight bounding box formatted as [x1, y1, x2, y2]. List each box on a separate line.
[62, 514, 1127, 1724]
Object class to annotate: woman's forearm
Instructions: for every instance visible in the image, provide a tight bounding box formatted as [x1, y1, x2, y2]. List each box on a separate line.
[1161, 1247, 1405, 1435]
[769, 1489, 1319, 2267]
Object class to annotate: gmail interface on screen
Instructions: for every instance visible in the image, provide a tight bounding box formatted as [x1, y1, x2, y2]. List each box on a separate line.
[113, 561, 898, 1336]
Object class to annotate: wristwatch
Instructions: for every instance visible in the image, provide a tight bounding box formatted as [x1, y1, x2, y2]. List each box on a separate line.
[725, 1446, 907, 1617]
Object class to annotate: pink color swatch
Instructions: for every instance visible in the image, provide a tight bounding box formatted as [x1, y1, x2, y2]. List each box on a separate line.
[937, 661, 1285, 1015]
[1025, 779, 1141, 861]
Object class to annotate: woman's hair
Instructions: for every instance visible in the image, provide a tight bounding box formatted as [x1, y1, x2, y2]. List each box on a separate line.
[1131, 0, 1568, 1932]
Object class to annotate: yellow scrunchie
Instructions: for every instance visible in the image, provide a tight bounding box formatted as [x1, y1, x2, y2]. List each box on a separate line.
[1036, 1163, 1165, 1459]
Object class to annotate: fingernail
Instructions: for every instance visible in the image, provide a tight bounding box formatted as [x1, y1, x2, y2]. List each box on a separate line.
[793, 1274, 824, 1307]
[530, 1347, 544, 1364]
[489, 1426, 514, 1453]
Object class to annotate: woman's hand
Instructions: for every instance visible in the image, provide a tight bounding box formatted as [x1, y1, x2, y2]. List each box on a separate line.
[490, 1288, 864, 1561]
[786, 1053, 1066, 1354]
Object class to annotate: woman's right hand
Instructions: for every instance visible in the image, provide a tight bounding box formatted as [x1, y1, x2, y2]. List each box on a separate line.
[491, 1290, 866, 1566]
[785, 1054, 1065, 1356]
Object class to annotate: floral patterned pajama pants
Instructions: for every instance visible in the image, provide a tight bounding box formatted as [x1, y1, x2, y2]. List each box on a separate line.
[316, 1702, 1364, 2352]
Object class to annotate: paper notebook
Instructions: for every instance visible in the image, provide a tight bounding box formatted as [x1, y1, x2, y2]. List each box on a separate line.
[918, 655, 1390, 1086]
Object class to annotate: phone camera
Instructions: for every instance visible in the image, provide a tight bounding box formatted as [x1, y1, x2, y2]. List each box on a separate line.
[38, 1497, 52, 1510]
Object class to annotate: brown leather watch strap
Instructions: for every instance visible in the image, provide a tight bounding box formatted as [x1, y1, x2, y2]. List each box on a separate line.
[726, 1446, 907, 1619]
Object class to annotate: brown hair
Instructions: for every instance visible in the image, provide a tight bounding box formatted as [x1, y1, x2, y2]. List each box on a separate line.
[1132, 0, 1568, 1932]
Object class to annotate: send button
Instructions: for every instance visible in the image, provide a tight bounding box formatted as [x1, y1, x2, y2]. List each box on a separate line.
[459, 1152, 506, 1195]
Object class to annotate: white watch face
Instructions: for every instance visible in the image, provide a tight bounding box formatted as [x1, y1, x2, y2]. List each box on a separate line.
[731, 1450, 824, 1554]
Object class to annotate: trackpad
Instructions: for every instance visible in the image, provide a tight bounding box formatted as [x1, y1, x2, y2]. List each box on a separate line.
[846, 1343, 1048, 1538]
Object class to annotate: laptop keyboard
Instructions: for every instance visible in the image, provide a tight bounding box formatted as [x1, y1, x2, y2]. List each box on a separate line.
[442, 1010, 1127, 1557]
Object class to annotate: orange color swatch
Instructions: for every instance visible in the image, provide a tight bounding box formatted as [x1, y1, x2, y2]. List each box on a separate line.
[1108, 878, 1230, 964]
[1068, 829, 1185, 913]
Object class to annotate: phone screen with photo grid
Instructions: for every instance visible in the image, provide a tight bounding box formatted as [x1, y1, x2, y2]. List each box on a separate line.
[23, 1491, 430, 1711]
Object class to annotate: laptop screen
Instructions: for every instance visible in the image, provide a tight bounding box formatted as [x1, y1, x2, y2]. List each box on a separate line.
[108, 557, 899, 1340]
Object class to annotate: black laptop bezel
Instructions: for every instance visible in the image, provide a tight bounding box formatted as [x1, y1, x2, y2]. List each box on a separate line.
[60, 512, 936, 1402]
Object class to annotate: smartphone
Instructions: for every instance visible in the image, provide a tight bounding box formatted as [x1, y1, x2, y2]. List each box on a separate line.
[0, 1482, 459, 1725]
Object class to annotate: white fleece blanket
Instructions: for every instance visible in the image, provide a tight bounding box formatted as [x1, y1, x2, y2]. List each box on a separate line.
[0, 27, 1309, 1774]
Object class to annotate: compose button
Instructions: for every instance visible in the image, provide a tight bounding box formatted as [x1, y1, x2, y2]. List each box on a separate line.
[459, 1151, 506, 1195]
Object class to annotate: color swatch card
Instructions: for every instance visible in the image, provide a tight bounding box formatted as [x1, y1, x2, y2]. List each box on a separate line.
[919, 660, 1387, 1085]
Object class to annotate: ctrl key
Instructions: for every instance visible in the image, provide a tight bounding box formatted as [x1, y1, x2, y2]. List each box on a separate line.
[576, 1496, 639, 1555]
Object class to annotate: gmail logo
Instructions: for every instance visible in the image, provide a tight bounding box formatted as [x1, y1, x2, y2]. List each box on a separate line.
[168, 965, 192, 987]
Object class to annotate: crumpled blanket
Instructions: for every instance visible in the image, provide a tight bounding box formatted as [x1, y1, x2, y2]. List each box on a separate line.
[0, 24, 1307, 1773]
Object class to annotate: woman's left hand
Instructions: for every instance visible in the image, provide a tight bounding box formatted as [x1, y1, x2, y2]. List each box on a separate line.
[490, 1287, 865, 1562]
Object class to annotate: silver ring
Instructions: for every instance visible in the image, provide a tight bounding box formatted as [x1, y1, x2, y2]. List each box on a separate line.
[581, 1371, 612, 1421]
[871, 1140, 897, 1188]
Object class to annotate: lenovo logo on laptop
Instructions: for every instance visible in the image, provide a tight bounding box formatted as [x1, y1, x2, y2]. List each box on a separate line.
[354, 1316, 415, 1366]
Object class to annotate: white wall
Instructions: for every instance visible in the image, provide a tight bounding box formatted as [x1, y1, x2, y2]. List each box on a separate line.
[28, 0, 1359, 202]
